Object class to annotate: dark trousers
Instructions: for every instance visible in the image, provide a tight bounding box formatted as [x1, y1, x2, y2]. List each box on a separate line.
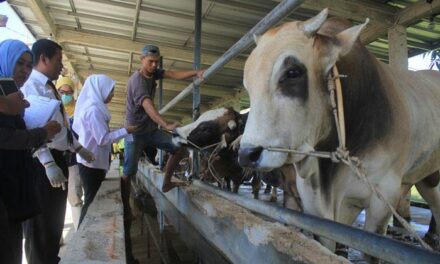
[77, 164, 106, 226]
[23, 149, 68, 264]
[0, 201, 23, 264]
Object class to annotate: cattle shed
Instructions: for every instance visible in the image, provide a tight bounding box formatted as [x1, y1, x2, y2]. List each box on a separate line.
[8, 0, 440, 128]
[7, 0, 440, 263]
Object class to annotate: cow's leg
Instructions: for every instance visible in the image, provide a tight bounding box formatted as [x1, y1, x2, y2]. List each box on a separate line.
[251, 174, 261, 199]
[264, 184, 272, 194]
[225, 177, 231, 191]
[333, 199, 363, 258]
[364, 183, 399, 263]
[281, 165, 302, 211]
[232, 176, 240, 194]
[394, 184, 412, 227]
[270, 186, 277, 202]
[416, 178, 440, 250]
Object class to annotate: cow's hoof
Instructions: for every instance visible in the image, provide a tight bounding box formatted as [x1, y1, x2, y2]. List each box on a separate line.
[269, 196, 277, 203]
[423, 232, 440, 251]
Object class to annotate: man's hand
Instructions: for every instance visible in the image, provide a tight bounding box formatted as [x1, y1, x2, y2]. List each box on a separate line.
[76, 146, 95, 163]
[125, 124, 140, 134]
[43, 121, 62, 139]
[196, 69, 205, 80]
[164, 122, 180, 131]
[44, 162, 67, 189]
[1, 91, 30, 115]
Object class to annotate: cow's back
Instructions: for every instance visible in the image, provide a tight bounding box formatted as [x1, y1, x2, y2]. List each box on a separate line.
[380, 62, 440, 181]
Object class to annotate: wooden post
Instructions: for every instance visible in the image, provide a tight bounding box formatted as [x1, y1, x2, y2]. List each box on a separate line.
[388, 25, 408, 71]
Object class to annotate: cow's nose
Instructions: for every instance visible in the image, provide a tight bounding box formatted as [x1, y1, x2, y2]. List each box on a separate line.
[238, 146, 263, 167]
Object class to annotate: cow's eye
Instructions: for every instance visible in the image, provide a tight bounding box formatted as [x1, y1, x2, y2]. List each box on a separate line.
[286, 67, 302, 78]
[280, 67, 303, 83]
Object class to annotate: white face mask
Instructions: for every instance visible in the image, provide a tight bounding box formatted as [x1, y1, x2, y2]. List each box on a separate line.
[61, 94, 73, 105]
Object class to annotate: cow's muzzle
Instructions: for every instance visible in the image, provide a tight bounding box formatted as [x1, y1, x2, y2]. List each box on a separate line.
[238, 146, 263, 167]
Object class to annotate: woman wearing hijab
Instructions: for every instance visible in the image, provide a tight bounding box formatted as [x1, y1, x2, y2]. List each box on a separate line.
[73, 74, 135, 226]
[55, 75, 84, 229]
[0, 39, 61, 264]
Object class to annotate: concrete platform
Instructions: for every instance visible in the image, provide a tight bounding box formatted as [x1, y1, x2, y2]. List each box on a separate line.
[60, 164, 125, 264]
[135, 162, 348, 264]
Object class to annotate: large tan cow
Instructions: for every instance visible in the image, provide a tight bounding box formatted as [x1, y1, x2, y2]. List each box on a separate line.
[238, 8, 440, 253]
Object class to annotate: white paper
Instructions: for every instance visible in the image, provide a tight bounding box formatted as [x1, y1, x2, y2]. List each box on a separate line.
[23, 94, 61, 129]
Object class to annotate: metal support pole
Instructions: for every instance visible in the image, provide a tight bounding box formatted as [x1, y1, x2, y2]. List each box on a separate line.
[159, 210, 164, 233]
[193, 0, 201, 120]
[159, 0, 305, 114]
[158, 56, 164, 167]
[192, 0, 202, 179]
[192, 180, 440, 264]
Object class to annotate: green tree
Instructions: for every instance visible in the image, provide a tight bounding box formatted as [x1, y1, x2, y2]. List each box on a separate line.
[427, 49, 440, 70]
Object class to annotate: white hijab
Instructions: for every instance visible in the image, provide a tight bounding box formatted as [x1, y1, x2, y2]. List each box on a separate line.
[73, 74, 115, 129]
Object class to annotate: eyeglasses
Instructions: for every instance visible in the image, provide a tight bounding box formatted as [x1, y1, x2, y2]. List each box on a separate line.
[58, 89, 73, 96]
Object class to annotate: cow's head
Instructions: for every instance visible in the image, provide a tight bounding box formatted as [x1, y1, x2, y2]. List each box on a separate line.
[239, 9, 368, 169]
[173, 107, 246, 149]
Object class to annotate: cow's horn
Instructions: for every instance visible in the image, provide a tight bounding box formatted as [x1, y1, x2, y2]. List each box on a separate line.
[301, 8, 328, 38]
[253, 34, 261, 45]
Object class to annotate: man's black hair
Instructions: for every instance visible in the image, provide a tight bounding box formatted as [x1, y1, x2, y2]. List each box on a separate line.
[31, 39, 62, 66]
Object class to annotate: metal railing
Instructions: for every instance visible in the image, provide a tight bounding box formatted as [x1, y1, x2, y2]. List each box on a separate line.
[192, 180, 440, 264]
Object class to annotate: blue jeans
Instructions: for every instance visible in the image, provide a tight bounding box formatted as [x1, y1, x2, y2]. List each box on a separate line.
[123, 128, 178, 178]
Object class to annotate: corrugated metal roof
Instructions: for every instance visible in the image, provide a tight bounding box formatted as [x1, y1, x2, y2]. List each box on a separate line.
[8, 0, 440, 127]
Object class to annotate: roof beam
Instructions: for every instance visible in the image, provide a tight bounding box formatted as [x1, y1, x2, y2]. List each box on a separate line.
[361, 0, 440, 44]
[25, 0, 82, 86]
[131, 0, 142, 40]
[75, 69, 236, 98]
[46, 8, 239, 43]
[68, 0, 81, 30]
[56, 29, 245, 71]
[272, 0, 397, 24]
[128, 52, 133, 76]
[26, 0, 57, 35]
[89, 0, 252, 30]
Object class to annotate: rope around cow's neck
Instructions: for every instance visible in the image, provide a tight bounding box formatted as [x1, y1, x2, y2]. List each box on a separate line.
[266, 65, 431, 250]
[163, 128, 226, 186]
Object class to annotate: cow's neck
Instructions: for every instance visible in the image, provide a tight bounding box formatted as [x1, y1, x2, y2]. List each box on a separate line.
[330, 43, 393, 156]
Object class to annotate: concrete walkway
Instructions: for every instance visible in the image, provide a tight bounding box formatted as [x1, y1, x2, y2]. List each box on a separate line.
[59, 161, 125, 264]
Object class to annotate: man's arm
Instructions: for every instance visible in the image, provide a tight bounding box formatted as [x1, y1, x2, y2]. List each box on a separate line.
[0, 120, 60, 150]
[0, 127, 47, 150]
[163, 69, 204, 80]
[142, 98, 179, 130]
[0, 91, 30, 115]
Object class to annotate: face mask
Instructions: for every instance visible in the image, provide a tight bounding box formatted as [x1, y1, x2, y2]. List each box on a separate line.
[61, 94, 73, 105]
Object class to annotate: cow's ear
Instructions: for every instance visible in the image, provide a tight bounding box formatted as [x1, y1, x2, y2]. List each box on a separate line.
[320, 18, 369, 73]
[227, 120, 237, 130]
[335, 18, 369, 57]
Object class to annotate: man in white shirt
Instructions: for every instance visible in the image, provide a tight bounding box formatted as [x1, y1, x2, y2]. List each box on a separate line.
[21, 39, 94, 264]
